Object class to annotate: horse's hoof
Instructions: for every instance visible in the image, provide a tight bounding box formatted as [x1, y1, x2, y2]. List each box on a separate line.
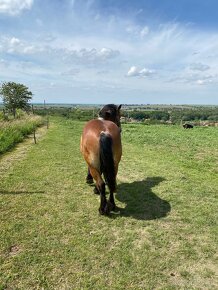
[99, 207, 106, 215]
[104, 204, 111, 215]
[93, 187, 100, 195]
[99, 205, 110, 215]
[109, 202, 116, 211]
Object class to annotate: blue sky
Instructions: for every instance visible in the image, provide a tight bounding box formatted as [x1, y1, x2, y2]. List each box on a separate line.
[0, 0, 218, 104]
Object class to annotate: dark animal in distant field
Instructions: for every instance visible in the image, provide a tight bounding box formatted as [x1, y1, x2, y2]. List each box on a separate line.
[183, 123, 193, 129]
[80, 104, 122, 215]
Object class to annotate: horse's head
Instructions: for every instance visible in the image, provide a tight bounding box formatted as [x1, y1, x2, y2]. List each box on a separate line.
[99, 104, 122, 130]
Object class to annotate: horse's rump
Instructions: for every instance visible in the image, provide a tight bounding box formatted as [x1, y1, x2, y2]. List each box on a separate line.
[81, 119, 121, 168]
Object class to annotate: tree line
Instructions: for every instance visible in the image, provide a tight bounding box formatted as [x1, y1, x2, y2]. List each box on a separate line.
[122, 108, 218, 124]
[1, 81, 217, 124]
[34, 106, 218, 124]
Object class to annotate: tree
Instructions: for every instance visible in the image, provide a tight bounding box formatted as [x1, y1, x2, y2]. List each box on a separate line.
[0, 82, 33, 118]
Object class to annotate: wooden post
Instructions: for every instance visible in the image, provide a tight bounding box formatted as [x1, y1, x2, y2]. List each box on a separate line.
[31, 104, 34, 114]
[13, 108, 16, 118]
[47, 115, 49, 129]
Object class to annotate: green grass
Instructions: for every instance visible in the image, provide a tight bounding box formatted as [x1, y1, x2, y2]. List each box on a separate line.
[0, 118, 217, 289]
[0, 115, 44, 154]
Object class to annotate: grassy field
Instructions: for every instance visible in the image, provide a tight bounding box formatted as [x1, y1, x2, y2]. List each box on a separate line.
[0, 118, 217, 289]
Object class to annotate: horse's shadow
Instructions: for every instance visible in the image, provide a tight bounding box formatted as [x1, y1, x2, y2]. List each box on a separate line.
[113, 177, 171, 220]
[0, 190, 45, 195]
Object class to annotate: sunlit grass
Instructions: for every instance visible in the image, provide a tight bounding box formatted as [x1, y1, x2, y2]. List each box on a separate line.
[0, 118, 217, 289]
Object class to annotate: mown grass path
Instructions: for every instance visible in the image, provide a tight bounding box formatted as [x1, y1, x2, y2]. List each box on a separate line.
[0, 118, 217, 289]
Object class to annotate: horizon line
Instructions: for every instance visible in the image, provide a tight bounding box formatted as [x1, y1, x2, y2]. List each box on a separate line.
[0, 102, 218, 106]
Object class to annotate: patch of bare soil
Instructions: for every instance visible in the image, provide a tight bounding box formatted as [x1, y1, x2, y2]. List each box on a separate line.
[9, 245, 22, 257]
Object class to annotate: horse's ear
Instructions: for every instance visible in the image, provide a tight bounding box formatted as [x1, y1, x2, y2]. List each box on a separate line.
[118, 104, 122, 110]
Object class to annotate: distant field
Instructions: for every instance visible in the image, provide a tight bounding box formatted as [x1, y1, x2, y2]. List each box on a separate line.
[0, 118, 217, 289]
[30, 103, 218, 125]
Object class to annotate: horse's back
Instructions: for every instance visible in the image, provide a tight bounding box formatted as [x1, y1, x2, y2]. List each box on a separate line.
[82, 119, 120, 142]
[83, 119, 119, 134]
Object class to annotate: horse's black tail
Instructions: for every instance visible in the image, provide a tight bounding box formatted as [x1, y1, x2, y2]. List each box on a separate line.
[99, 132, 116, 193]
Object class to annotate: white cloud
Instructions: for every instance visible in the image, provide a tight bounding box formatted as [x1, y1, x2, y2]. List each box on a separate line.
[140, 26, 149, 38]
[195, 78, 214, 85]
[127, 66, 138, 76]
[0, 0, 33, 15]
[127, 66, 156, 77]
[0, 36, 120, 66]
[196, 77, 214, 85]
[140, 68, 156, 76]
[196, 80, 205, 85]
[98, 48, 119, 59]
[10, 37, 20, 45]
[65, 47, 120, 65]
[190, 63, 210, 71]
[0, 36, 41, 54]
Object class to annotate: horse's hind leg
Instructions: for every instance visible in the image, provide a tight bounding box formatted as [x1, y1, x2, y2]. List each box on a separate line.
[86, 168, 94, 184]
[93, 185, 99, 195]
[89, 167, 109, 215]
[108, 192, 116, 211]
[108, 163, 119, 211]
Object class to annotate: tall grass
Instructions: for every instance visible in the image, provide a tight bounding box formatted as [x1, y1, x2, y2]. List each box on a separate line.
[0, 115, 43, 154]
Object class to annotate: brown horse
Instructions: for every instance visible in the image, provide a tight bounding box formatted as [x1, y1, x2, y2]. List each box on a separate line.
[80, 104, 122, 215]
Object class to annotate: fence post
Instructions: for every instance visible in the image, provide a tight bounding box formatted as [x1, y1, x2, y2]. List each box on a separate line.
[47, 115, 49, 129]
